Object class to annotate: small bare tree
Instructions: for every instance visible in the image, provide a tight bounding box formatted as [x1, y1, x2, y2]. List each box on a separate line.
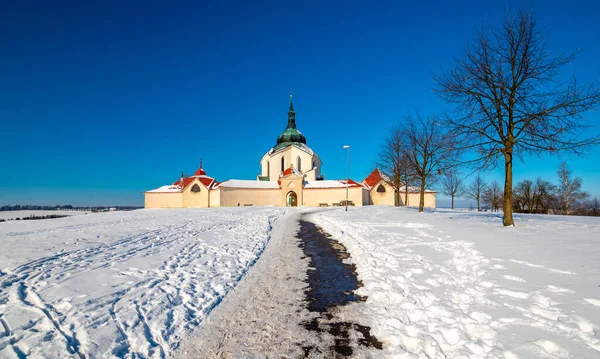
[379, 126, 416, 206]
[402, 113, 454, 212]
[441, 171, 466, 209]
[513, 179, 536, 213]
[588, 198, 600, 216]
[436, 10, 600, 226]
[556, 161, 588, 215]
[466, 174, 487, 211]
[483, 180, 503, 212]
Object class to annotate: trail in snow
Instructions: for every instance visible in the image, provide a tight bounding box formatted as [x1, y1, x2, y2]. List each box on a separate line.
[175, 209, 318, 358]
[0, 208, 282, 358]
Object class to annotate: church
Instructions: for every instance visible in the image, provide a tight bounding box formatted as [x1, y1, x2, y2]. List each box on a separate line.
[143, 95, 436, 208]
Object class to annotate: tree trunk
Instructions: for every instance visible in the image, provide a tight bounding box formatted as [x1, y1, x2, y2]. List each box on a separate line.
[451, 195, 455, 209]
[405, 186, 409, 206]
[477, 196, 480, 211]
[419, 176, 426, 212]
[565, 176, 570, 215]
[503, 151, 514, 226]
[395, 189, 400, 207]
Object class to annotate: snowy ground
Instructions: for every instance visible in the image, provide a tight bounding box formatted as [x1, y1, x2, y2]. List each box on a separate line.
[0, 207, 282, 358]
[310, 207, 600, 358]
[1, 206, 599, 359]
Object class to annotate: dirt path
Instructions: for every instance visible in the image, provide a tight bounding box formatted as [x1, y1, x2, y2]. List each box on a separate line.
[175, 209, 381, 358]
[175, 210, 319, 358]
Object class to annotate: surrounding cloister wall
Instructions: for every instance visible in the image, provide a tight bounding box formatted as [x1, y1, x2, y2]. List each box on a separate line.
[219, 188, 281, 207]
[397, 192, 436, 208]
[144, 193, 183, 208]
[209, 189, 221, 207]
[303, 187, 363, 207]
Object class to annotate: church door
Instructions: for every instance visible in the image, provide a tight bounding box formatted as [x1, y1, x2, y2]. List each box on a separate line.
[287, 191, 298, 207]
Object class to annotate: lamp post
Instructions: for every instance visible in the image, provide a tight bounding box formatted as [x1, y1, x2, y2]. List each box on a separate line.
[343, 145, 350, 212]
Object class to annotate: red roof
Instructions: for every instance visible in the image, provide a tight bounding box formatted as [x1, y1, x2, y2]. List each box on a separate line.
[194, 168, 207, 176]
[172, 174, 215, 190]
[363, 168, 383, 189]
[281, 167, 302, 177]
[339, 179, 363, 188]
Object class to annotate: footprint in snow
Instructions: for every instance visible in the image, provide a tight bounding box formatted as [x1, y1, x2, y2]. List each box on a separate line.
[584, 298, 600, 307]
[548, 268, 577, 275]
[534, 339, 570, 358]
[546, 285, 575, 294]
[494, 288, 530, 299]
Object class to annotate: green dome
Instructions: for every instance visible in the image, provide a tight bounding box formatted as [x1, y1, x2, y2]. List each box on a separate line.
[275, 95, 306, 147]
[277, 127, 306, 145]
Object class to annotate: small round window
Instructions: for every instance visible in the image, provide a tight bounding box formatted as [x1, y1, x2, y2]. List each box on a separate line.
[377, 184, 386, 193]
[191, 184, 201, 193]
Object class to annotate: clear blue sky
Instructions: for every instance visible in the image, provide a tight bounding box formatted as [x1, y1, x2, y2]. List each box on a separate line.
[1, 0, 599, 206]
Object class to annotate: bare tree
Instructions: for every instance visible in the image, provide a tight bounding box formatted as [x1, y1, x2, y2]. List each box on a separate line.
[588, 198, 600, 216]
[441, 171, 466, 209]
[402, 113, 454, 212]
[379, 126, 416, 206]
[483, 180, 503, 212]
[556, 161, 588, 215]
[466, 174, 487, 211]
[513, 179, 536, 213]
[533, 178, 557, 214]
[436, 10, 600, 226]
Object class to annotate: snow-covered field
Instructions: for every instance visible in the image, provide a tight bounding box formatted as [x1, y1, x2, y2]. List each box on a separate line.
[1, 206, 599, 359]
[311, 207, 600, 358]
[0, 207, 282, 358]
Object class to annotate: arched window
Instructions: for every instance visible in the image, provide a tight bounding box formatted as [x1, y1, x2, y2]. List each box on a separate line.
[377, 184, 386, 193]
[281, 157, 285, 172]
[191, 184, 201, 193]
[312, 161, 316, 169]
[297, 156, 301, 171]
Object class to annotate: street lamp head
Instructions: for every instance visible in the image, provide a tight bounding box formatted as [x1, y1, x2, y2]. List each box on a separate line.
[343, 145, 350, 149]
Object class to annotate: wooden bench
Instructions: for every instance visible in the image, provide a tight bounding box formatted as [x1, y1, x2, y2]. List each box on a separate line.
[319, 203, 329, 207]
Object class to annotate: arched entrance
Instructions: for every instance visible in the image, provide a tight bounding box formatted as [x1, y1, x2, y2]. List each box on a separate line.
[286, 191, 298, 207]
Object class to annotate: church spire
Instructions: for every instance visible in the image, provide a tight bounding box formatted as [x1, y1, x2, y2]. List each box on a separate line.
[287, 88, 296, 128]
[275, 90, 306, 147]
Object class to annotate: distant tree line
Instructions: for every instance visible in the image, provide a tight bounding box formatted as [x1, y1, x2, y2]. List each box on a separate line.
[0, 214, 70, 222]
[445, 162, 599, 216]
[0, 205, 142, 212]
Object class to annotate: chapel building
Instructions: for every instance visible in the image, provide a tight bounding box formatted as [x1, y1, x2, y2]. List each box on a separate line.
[143, 95, 436, 208]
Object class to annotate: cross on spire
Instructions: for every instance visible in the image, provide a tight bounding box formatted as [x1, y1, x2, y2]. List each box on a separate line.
[199, 158, 203, 169]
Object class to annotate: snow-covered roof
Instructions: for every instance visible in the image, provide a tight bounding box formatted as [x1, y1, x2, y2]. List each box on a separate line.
[145, 185, 182, 193]
[304, 180, 363, 189]
[398, 185, 437, 193]
[218, 180, 280, 189]
[280, 167, 303, 177]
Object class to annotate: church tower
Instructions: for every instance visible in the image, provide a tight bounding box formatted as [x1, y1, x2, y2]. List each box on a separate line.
[258, 92, 322, 181]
